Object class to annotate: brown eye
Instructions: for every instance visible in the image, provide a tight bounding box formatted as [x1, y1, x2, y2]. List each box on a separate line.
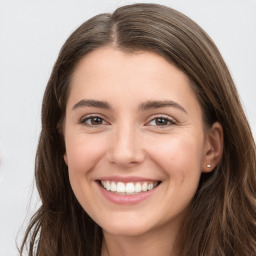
[147, 117, 176, 127]
[155, 118, 170, 126]
[90, 117, 103, 125]
[82, 116, 107, 126]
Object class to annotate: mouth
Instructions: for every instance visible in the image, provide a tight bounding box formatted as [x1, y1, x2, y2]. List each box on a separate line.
[97, 180, 161, 195]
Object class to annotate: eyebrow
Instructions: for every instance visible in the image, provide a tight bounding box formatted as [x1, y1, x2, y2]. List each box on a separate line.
[139, 100, 187, 113]
[72, 99, 111, 110]
[72, 99, 187, 114]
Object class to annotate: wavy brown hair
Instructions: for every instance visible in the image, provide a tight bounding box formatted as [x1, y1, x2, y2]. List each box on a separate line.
[19, 3, 256, 255]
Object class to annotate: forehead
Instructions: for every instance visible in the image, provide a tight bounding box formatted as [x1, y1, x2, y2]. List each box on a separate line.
[68, 46, 201, 115]
[71, 47, 190, 90]
[72, 46, 187, 80]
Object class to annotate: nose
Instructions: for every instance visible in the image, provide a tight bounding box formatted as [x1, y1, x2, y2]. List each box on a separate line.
[107, 124, 145, 167]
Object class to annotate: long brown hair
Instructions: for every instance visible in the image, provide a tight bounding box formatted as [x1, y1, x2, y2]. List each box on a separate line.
[19, 3, 256, 255]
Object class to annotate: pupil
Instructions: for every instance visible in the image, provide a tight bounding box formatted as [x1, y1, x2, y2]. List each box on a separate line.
[92, 117, 102, 125]
[156, 118, 167, 126]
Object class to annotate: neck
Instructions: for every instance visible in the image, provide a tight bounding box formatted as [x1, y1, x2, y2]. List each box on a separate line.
[101, 220, 184, 256]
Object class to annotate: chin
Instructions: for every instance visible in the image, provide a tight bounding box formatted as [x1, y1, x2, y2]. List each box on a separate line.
[100, 215, 152, 237]
[104, 225, 150, 237]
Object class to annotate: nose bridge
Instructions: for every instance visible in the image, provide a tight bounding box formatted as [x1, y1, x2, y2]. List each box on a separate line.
[108, 121, 144, 166]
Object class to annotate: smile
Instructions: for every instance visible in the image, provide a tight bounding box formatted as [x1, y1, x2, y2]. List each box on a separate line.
[100, 181, 159, 195]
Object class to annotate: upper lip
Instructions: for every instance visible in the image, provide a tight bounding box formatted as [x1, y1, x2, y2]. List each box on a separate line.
[97, 176, 160, 183]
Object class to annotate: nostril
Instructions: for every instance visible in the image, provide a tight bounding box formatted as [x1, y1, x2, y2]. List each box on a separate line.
[107, 148, 145, 167]
[106, 131, 145, 166]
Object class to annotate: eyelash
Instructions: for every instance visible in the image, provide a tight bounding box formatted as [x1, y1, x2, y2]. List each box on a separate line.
[80, 115, 108, 126]
[146, 116, 177, 127]
[80, 115, 177, 127]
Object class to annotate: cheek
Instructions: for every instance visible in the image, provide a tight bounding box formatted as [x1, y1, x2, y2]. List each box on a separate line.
[148, 135, 204, 178]
[65, 134, 107, 176]
[64, 135, 108, 213]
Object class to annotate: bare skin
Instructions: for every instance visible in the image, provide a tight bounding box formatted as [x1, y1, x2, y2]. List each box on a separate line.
[63, 47, 223, 256]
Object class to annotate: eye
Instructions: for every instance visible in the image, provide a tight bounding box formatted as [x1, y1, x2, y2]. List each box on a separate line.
[147, 117, 176, 127]
[81, 116, 108, 126]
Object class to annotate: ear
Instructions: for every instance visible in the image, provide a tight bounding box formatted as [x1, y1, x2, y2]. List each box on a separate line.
[202, 122, 223, 173]
[64, 153, 68, 166]
[57, 120, 68, 166]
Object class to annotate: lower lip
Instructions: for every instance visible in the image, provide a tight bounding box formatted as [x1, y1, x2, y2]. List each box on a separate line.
[97, 182, 159, 205]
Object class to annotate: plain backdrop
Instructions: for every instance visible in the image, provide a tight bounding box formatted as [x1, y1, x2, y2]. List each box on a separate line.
[0, 0, 255, 255]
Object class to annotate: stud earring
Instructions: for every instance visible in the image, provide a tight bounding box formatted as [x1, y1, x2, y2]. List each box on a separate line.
[206, 164, 211, 168]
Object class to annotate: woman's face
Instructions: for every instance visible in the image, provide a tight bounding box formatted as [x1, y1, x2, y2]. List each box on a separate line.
[63, 47, 216, 237]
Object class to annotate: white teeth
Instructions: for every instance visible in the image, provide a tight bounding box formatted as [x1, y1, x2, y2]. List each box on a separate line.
[148, 183, 153, 190]
[126, 182, 135, 193]
[100, 180, 159, 194]
[142, 182, 148, 192]
[110, 182, 117, 192]
[134, 183, 141, 192]
[117, 182, 125, 193]
[106, 181, 111, 191]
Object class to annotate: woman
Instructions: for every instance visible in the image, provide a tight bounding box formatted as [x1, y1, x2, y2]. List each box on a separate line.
[20, 3, 256, 255]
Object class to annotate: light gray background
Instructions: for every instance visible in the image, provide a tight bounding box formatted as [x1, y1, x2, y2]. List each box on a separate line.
[0, 0, 255, 255]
